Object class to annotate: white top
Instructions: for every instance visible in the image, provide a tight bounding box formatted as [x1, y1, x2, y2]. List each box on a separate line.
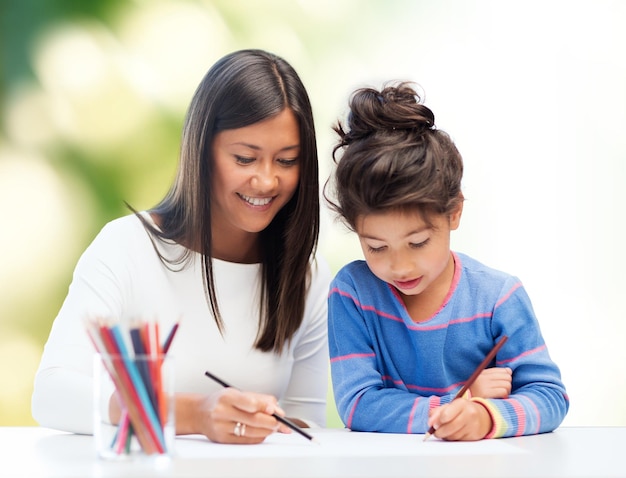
[31, 213, 331, 433]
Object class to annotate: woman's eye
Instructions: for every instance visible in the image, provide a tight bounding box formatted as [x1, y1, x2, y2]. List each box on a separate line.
[277, 158, 298, 166]
[235, 155, 255, 164]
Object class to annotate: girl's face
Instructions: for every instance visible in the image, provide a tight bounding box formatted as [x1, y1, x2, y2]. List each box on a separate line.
[211, 108, 301, 238]
[356, 207, 462, 301]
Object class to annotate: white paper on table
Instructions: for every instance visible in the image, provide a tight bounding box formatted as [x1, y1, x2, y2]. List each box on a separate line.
[175, 428, 528, 459]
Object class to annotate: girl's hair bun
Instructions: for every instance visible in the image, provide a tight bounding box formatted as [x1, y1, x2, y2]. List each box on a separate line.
[345, 82, 435, 139]
[327, 80, 463, 229]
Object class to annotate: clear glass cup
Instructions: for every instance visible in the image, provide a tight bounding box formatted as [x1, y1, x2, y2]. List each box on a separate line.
[93, 353, 175, 460]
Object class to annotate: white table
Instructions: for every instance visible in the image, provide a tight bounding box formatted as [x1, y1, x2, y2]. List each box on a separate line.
[3, 426, 625, 477]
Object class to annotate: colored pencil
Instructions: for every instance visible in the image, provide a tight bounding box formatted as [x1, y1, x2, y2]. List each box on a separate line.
[162, 322, 180, 354]
[86, 318, 173, 454]
[86, 322, 160, 454]
[423, 335, 509, 441]
[109, 324, 166, 451]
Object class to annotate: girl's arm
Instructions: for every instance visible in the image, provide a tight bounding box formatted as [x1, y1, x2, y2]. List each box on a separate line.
[328, 284, 460, 433]
[465, 283, 569, 438]
[428, 282, 569, 440]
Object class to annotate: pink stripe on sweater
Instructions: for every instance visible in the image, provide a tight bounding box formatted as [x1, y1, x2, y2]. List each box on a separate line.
[449, 312, 493, 325]
[331, 352, 376, 363]
[329, 287, 405, 323]
[510, 399, 527, 436]
[497, 344, 546, 365]
[407, 397, 420, 434]
[330, 269, 510, 334]
[381, 375, 464, 394]
[346, 395, 361, 429]
[495, 282, 522, 309]
[330, 286, 494, 332]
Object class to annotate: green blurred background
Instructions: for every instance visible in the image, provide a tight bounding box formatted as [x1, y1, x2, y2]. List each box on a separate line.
[2, 0, 625, 428]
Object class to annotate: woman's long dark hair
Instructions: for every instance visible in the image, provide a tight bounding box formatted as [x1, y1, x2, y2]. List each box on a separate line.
[138, 49, 319, 353]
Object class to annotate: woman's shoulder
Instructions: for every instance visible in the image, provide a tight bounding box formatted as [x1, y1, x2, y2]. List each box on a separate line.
[78, 213, 155, 263]
[300, 253, 331, 300]
[98, 212, 145, 234]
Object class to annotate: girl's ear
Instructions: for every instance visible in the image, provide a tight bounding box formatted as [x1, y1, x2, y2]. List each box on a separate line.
[449, 197, 464, 231]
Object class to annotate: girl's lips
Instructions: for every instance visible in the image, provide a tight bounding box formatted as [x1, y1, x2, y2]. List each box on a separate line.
[394, 277, 421, 290]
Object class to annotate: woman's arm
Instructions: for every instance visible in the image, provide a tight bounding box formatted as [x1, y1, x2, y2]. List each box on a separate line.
[32, 224, 126, 433]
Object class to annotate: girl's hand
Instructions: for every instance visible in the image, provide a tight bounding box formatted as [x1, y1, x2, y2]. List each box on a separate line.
[194, 388, 290, 444]
[469, 367, 512, 399]
[427, 399, 492, 441]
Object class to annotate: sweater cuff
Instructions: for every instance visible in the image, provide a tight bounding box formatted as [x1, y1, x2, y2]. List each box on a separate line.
[470, 397, 498, 439]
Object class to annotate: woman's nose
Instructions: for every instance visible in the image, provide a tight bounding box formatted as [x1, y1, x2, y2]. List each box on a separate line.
[250, 163, 279, 191]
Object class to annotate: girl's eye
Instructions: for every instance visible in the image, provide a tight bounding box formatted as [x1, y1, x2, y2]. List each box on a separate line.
[235, 155, 255, 165]
[410, 238, 430, 249]
[367, 245, 386, 254]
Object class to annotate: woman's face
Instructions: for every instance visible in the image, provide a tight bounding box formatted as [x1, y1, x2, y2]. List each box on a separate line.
[211, 108, 301, 239]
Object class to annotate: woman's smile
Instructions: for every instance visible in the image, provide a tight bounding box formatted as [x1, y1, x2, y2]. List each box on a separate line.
[238, 193, 275, 208]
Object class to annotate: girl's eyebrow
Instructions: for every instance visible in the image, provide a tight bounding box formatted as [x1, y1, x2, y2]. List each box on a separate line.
[231, 142, 300, 153]
[360, 226, 430, 241]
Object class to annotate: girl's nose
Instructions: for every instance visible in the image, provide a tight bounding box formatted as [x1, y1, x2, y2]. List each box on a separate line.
[389, 250, 413, 276]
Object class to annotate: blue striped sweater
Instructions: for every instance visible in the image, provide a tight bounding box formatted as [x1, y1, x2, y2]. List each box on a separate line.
[328, 252, 569, 438]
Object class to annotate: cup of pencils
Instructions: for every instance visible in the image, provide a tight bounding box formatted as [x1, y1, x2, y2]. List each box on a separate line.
[88, 319, 177, 460]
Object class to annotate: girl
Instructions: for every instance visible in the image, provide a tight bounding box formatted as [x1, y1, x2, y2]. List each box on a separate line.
[325, 82, 568, 440]
[32, 50, 331, 444]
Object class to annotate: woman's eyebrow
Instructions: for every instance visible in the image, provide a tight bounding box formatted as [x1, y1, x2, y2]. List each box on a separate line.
[231, 142, 300, 153]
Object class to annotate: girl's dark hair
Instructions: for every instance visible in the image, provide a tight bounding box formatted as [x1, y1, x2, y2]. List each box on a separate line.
[325, 82, 463, 230]
[138, 49, 319, 353]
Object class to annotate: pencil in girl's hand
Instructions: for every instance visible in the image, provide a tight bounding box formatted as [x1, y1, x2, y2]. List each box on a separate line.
[203, 370, 319, 444]
[423, 335, 509, 441]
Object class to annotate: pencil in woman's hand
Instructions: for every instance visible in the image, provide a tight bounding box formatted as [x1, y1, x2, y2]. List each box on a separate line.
[423, 335, 509, 441]
[203, 370, 318, 443]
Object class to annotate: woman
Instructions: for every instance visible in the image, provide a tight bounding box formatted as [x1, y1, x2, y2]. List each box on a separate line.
[32, 49, 331, 444]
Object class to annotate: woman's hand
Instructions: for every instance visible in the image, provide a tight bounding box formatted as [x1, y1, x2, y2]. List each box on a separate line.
[186, 388, 291, 444]
[427, 399, 492, 441]
[469, 367, 512, 399]
[109, 388, 293, 444]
